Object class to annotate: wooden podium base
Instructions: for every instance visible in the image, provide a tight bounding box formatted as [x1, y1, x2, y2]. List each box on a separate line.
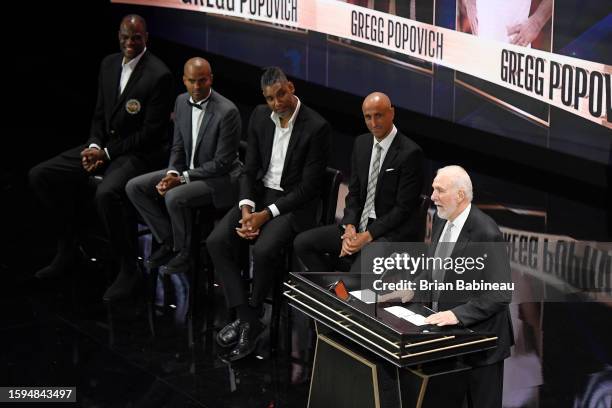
[308, 324, 470, 408]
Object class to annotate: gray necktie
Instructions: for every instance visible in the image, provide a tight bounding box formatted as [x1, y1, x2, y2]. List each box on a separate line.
[432, 222, 454, 311]
[359, 143, 383, 232]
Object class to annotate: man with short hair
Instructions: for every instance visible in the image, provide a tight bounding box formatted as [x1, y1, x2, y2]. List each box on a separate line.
[424, 165, 514, 408]
[29, 15, 174, 301]
[294, 92, 423, 272]
[207, 67, 331, 362]
[126, 57, 242, 277]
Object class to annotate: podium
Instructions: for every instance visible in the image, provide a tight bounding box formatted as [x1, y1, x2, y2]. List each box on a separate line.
[283, 272, 498, 408]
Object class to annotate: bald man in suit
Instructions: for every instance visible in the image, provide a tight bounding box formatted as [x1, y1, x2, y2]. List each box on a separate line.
[126, 58, 241, 285]
[294, 92, 423, 273]
[29, 15, 174, 301]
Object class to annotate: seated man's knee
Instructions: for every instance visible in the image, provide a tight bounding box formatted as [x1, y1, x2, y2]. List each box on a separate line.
[164, 188, 183, 211]
[293, 230, 314, 257]
[125, 176, 142, 201]
[94, 184, 120, 208]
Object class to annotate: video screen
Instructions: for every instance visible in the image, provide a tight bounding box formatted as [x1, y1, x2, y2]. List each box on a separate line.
[111, 0, 611, 164]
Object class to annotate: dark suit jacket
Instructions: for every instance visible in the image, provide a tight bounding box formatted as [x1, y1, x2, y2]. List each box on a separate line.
[240, 103, 331, 230]
[168, 90, 242, 209]
[341, 131, 423, 241]
[432, 206, 514, 366]
[87, 51, 174, 163]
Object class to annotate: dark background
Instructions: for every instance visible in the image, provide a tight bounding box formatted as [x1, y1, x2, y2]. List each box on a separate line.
[1, 3, 611, 407]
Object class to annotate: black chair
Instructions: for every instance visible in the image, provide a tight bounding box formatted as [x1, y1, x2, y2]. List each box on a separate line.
[181, 139, 248, 348]
[414, 194, 432, 242]
[268, 167, 343, 354]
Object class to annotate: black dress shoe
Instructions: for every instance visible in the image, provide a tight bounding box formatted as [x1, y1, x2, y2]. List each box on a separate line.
[217, 319, 242, 347]
[221, 321, 265, 362]
[160, 251, 190, 275]
[145, 244, 175, 269]
[103, 266, 140, 302]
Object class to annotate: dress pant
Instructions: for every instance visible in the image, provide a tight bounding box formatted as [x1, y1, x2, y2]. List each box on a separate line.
[29, 145, 158, 264]
[125, 169, 214, 252]
[207, 188, 300, 309]
[465, 361, 504, 408]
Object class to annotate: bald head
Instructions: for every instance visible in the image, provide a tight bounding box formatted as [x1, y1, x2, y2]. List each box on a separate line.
[184, 57, 212, 76]
[363, 92, 392, 110]
[118, 14, 148, 61]
[431, 165, 473, 221]
[121, 14, 147, 32]
[183, 57, 213, 102]
[362, 92, 394, 140]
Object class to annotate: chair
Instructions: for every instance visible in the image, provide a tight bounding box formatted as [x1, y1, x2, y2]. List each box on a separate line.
[182, 139, 248, 348]
[268, 167, 343, 354]
[414, 194, 432, 242]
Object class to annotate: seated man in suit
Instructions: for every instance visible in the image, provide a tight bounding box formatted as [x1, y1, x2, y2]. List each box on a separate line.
[207, 67, 331, 362]
[294, 92, 423, 273]
[29, 15, 174, 301]
[421, 165, 513, 408]
[126, 57, 242, 278]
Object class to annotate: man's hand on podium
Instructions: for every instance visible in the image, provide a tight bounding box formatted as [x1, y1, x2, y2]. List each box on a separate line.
[425, 311, 459, 326]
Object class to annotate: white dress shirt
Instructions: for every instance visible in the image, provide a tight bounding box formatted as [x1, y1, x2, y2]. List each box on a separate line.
[167, 91, 211, 183]
[119, 47, 147, 94]
[367, 125, 397, 219]
[89, 48, 147, 160]
[438, 203, 472, 244]
[239, 97, 301, 217]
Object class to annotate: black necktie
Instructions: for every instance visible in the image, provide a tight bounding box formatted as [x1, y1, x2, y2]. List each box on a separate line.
[188, 94, 211, 110]
[188, 101, 203, 110]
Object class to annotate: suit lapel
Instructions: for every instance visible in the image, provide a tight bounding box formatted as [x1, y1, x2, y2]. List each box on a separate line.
[376, 137, 399, 191]
[280, 111, 304, 181]
[112, 52, 147, 118]
[359, 137, 374, 199]
[451, 207, 474, 257]
[109, 55, 122, 105]
[182, 100, 194, 164]
[261, 115, 276, 172]
[431, 216, 445, 245]
[193, 98, 215, 161]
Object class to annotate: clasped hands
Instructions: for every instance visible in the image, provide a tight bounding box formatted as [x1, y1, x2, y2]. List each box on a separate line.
[235, 206, 271, 240]
[156, 173, 181, 196]
[339, 224, 372, 257]
[80, 147, 107, 172]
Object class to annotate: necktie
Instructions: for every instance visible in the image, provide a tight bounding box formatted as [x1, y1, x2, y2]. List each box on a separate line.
[359, 143, 383, 232]
[432, 222, 454, 311]
[188, 101, 203, 110]
[188, 94, 211, 110]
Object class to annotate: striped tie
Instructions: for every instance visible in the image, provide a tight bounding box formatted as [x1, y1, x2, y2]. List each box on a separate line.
[359, 143, 383, 232]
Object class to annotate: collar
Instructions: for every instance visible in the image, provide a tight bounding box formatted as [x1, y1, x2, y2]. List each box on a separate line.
[372, 125, 397, 151]
[189, 88, 212, 106]
[122, 47, 146, 69]
[270, 96, 301, 128]
[447, 203, 471, 232]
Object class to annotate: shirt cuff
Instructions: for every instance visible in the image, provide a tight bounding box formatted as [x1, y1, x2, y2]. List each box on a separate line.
[88, 144, 111, 160]
[182, 170, 190, 183]
[239, 199, 256, 211]
[167, 170, 179, 176]
[268, 204, 280, 218]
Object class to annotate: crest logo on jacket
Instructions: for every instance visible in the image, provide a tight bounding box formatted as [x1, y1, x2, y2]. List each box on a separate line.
[125, 99, 141, 115]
